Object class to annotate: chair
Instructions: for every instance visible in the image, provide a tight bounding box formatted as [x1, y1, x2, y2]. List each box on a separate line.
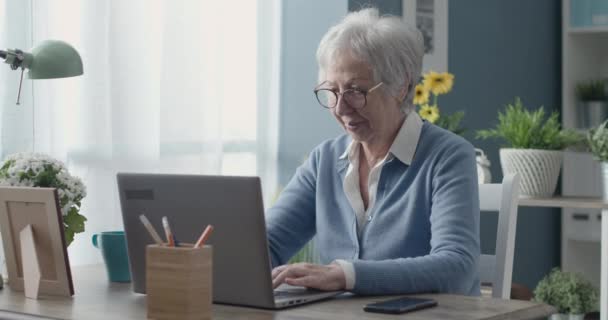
[478, 173, 521, 299]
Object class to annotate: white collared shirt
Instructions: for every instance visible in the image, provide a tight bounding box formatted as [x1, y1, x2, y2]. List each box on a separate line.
[334, 112, 423, 290]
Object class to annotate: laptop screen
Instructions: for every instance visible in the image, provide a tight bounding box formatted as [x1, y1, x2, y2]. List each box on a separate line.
[117, 173, 276, 308]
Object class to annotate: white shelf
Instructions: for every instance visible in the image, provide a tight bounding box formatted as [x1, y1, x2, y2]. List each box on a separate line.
[563, 3, 608, 315]
[567, 234, 601, 243]
[568, 26, 608, 34]
[519, 196, 608, 209]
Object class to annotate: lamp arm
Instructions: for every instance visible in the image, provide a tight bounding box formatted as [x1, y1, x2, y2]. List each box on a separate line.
[0, 49, 33, 70]
[1, 49, 30, 105]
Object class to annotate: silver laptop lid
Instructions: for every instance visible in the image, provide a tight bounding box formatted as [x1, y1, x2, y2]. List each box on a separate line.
[117, 173, 275, 308]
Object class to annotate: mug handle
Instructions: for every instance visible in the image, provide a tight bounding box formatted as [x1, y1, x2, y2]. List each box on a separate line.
[92, 234, 99, 248]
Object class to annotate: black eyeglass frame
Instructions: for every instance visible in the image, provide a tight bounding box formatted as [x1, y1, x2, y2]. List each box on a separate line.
[313, 82, 384, 109]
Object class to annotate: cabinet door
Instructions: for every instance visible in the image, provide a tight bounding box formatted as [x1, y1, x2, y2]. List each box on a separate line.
[561, 151, 602, 286]
[563, 151, 602, 197]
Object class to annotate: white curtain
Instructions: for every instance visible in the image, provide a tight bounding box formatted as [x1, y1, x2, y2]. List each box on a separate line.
[0, 0, 281, 265]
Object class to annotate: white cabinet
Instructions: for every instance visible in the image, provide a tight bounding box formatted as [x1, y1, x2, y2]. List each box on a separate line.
[561, 0, 608, 291]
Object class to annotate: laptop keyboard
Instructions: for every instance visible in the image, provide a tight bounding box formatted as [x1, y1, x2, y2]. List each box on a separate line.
[274, 288, 323, 298]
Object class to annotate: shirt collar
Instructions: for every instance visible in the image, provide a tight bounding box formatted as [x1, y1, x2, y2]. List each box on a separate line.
[339, 138, 357, 160]
[338, 112, 423, 166]
[390, 111, 423, 165]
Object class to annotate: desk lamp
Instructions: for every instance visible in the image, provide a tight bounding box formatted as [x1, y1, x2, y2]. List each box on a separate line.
[0, 40, 83, 105]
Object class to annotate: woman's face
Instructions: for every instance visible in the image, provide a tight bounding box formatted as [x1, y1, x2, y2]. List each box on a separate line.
[320, 52, 404, 146]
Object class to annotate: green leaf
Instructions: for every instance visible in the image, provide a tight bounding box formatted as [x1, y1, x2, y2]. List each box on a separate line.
[588, 120, 608, 161]
[64, 229, 74, 247]
[288, 241, 316, 263]
[435, 111, 466, 135]
[533, 268, 598, 314]
[576, 79, 608, 101]
[476, 97, 584, 150]
[64, 208, 87, 234]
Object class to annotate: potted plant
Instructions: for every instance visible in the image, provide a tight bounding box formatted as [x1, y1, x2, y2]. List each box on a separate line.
[0, 153, 87, 246]
[477, 98, 582, 196]
[534, 268, 598, 320]
[576, 79, 608, 129]
[587, 119, 608, 200]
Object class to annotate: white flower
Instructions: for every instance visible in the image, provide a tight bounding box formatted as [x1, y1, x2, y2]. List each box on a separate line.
[0, 153, 86, 216]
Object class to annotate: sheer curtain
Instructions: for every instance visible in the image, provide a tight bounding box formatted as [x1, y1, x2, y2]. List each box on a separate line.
[0, 0, 281, 265]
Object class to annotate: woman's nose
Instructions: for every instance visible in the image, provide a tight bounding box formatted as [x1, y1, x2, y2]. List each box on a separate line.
[334, 94, 354, 116]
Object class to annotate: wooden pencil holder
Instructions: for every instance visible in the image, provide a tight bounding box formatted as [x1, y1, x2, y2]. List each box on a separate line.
[146, 244, 212, 320]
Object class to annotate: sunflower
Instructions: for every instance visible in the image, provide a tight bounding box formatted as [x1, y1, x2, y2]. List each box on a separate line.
[423, 71, 454, 95]
[413, 84, 430, 105]
[419, 104, 440, 124]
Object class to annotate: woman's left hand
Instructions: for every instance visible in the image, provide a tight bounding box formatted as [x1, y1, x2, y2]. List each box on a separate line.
[272, 262, 346, 291]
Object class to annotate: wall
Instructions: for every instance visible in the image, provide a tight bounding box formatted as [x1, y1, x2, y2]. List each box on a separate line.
[444, 0, 562, 290]
[277, 0, 348, 185]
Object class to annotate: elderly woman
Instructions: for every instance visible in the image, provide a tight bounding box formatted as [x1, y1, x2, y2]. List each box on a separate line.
[267, 8, 480, 295]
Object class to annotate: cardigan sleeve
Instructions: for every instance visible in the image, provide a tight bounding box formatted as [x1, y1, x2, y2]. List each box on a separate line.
[351, 140, 481, 295]
[266, 149, 319, 267]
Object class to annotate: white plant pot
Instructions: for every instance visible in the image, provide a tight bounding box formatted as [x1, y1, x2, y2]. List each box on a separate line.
[499, 148, 563, 197]
[549, 313, 585, 320]
[602, 162, 608, 201]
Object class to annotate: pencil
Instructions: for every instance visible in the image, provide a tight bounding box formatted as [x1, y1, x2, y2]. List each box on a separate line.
[162, 216, 175, 247]
[139, 215, 164, 245]
[194, 225, 214, 248]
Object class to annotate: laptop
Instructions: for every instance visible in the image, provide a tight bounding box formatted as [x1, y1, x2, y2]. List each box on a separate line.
[117, 173, 342, 309]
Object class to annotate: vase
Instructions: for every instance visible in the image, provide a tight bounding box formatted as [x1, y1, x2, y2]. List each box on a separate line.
[602, 162, 608, 201]
[499, 148, 563, 197]
[549, 313, 585, 320]
[475, 148, 492, 184]
[578, 100, 608, 129]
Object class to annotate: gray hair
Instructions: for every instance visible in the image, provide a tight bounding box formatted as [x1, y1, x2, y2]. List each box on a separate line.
[316, 8, 424, 114]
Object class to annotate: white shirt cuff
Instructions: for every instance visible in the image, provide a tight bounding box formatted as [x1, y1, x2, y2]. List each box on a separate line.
[333, 259, 355, 290]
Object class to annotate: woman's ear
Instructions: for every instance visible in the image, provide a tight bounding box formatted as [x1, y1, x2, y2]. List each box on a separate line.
[398, 84, 409, 103]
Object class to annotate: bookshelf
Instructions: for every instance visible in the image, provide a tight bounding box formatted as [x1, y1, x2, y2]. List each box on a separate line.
[562, 1, 608, 318]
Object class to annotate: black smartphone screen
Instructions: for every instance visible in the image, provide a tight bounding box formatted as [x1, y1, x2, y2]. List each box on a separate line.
[363, 296, 438, 314]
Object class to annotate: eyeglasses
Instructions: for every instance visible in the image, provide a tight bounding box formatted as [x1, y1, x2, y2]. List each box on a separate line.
[314, 82, 383, 109]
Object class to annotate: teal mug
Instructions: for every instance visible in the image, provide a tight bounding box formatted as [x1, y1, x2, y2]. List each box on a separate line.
[92, 231, 131, 283]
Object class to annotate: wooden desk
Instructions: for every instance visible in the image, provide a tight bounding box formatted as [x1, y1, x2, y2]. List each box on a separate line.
[0, 265, 555, 320]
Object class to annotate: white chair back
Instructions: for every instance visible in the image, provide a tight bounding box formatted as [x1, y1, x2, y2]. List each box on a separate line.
[478, 173, 520, 299]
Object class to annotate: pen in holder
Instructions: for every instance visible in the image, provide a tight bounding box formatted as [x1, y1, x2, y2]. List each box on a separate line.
[146, 244, 212, 320]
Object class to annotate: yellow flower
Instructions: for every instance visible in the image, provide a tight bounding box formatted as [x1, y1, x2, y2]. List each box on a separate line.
[423, 71, 454, 95]
[413, 84, 430, 105]
[419, 104, 440, 123]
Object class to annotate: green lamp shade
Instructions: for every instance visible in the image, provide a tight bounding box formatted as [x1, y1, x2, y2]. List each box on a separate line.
[27, 40, 83, 79]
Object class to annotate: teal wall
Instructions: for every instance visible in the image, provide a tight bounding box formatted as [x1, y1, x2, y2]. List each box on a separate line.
[278, 0, 561, 290]
[443, 1, 562, 290]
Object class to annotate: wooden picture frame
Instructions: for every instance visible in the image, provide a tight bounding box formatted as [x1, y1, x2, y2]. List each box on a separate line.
[0, 187, 74, 298]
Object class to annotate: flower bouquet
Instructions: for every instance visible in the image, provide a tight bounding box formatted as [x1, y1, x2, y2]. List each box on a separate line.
[414, 71, 465, 135]
[0, 153, 87, 246]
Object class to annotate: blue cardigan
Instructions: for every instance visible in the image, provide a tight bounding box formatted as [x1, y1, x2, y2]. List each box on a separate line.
[266, 122, 480, 295]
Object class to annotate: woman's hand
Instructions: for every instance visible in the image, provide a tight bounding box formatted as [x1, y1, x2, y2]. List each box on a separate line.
[271, 262, 346, 291]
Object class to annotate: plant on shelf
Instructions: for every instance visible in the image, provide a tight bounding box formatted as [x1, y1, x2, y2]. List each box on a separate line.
[534, 268, 598, 320]
[588, 119, 608, 162]
[476, 97, 583, 196]
[414, 71, 465, 135]
[476, 97, 581, 149]
[0, 153, 87, 246]
[587, 119, 608, 198]
[576, 79, 607, 102]
[575, 79, 608, 129]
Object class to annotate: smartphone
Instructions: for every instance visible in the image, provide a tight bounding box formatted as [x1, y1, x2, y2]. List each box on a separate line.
[363, 296, 438, 314]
